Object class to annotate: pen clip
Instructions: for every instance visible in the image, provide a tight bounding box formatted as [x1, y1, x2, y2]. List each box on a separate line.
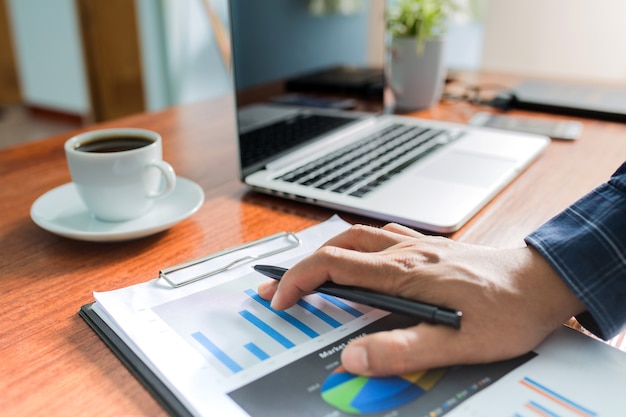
[160, 231, 301, 288]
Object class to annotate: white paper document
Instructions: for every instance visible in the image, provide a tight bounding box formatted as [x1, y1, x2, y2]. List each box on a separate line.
[91, 216, 626, 416]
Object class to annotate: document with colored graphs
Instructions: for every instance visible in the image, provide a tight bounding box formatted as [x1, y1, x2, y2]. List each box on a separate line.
[81, 215, 626, 417]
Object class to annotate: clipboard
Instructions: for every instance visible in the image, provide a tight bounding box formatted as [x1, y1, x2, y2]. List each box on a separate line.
[78, 215, 626, 416]
[80, 303, 192, 417]
[159, 231, 301, 287]
[80, 229, 304, 417]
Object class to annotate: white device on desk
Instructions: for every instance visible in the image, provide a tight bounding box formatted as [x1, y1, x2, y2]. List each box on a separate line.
[469, 112, 583, 141]
[512, 79, 626, 123]
[229, 0, 549, 233]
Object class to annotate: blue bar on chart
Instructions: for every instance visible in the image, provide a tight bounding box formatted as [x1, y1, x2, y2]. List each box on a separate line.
[525, 400, 561, 417]
[239, 309, 295, 349]
[244, 289, 319, 338]
[188, 287, 371, 376]
[317, 293, 364, 317]
[244, 342, 270, 361]
[296, 299, 342, 328]
[520, 377, 597, 417]
[192, 331, 243, 373]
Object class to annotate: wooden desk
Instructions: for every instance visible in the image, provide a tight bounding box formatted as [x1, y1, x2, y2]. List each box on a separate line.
[1, 72, 625, 416]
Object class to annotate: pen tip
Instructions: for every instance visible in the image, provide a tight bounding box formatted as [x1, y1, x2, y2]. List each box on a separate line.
[252, 265, 286, 280]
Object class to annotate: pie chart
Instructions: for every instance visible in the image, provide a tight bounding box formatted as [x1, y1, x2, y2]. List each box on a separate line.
[320, 365, 446, 414]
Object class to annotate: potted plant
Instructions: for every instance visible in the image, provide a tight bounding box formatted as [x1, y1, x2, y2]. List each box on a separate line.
[386, 0, 458, 111]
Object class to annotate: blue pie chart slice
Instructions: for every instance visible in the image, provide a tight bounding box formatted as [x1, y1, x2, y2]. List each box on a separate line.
[321, 365, 446, 414]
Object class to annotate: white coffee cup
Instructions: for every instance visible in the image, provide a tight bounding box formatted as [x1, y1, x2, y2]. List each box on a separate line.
[64, 128, 176, 222]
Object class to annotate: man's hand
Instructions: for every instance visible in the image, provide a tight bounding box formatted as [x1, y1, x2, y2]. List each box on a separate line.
[258, 223, 585, 376]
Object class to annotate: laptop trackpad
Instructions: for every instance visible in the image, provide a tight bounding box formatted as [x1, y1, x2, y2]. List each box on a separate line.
[414, 152, 515, 188]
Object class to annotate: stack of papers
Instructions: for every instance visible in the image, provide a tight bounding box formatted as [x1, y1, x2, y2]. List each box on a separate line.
[82, 216, 626, 416]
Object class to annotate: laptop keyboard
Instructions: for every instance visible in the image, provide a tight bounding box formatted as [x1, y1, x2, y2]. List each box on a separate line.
[240, 113, 356, 169]
[277, 123, 461, 198]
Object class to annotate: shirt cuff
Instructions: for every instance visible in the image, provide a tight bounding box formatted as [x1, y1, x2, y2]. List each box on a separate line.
[524, 171, 626, 340]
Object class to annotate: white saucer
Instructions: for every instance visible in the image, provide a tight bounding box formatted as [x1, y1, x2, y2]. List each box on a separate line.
[30, 177, 205, 242]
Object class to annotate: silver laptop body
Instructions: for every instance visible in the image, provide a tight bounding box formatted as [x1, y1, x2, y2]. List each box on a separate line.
[229, 1, 548, 233]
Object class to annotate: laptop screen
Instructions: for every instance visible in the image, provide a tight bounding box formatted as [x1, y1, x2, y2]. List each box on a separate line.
[229, 0, 386, 177]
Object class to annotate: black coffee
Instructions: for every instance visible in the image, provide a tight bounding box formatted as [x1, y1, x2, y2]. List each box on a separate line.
[75, 136, 153, 153]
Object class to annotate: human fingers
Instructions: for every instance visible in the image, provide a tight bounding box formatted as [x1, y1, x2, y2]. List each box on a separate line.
[337, 245, 585, 376]
[320, 224, 414, 253]
[340, 325, 462, 376]
[340, 320, 542, 377]
[257, 226, 396, 304]
[259, 223, 423, 307]
[257, 279, 279, 300]
[381, 222, 425, 238]
[270, 245, 393, 310]
[268, 224, 419, 309]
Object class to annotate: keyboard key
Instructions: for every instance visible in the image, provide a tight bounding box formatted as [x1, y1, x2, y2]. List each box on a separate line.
[276, 123, 462, 197]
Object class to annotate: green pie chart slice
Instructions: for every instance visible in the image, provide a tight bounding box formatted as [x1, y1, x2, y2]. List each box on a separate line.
[321, 365, 446, 414]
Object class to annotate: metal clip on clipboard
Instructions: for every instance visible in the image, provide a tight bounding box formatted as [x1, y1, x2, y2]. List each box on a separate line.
[159, 232, 301, 288]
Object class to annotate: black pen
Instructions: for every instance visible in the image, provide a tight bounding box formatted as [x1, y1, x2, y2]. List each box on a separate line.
[253, 265, 462, 329]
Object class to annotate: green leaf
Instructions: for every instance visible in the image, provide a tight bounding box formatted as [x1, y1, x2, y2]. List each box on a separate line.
[387, 0, 460, 52]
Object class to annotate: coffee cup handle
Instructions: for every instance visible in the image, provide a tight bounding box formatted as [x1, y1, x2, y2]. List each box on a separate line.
[146, 161, 177, 199]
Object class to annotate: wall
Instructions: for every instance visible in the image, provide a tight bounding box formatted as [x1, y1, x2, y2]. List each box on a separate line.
[159, 0, 231, 107]
[7, 0, 90, 115]
[7, 0, 232, 116]
[481, 0, 626, 82]
[136, 0, 171, 111]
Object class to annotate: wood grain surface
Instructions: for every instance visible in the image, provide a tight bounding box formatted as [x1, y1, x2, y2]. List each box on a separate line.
[1, 72, 625, 417]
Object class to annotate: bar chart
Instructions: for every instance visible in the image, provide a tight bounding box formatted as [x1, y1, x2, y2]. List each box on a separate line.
[228, 316, 537, 417]
[152, 272, 373, 377]
[516, 376, 598, 417]
[449, 366, 608, 417]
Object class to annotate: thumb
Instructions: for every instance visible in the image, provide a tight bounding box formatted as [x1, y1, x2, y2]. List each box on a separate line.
[340, 325, 462, 376]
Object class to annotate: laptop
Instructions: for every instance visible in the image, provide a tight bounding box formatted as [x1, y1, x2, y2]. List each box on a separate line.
[511, 79, 626, 123]
[229, 0, 548, 233]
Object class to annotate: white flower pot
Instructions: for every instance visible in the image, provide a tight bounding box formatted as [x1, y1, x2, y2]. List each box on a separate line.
[388, 37, 446, 112]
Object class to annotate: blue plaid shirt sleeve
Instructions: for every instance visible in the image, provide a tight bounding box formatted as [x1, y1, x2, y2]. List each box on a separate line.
[524, 161, 626, 340]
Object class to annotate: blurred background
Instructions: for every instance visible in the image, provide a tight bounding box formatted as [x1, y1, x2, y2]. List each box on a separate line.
[1, 0, 625, 149]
